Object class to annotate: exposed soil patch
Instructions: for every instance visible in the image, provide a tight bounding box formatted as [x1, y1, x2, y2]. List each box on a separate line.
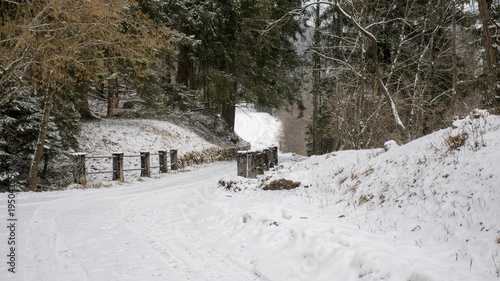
[262, 179, 301, 190]
[218, 180, 241, 192]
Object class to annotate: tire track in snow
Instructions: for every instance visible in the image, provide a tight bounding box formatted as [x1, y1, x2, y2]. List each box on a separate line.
[120, 162, 261, 281]
[21, 191, 116, 281]
[2, 163, 257, 281]
[19, 186, 159, 281]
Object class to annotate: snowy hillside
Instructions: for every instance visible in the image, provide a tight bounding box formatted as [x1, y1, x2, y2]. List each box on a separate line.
[215, 110, 500, 280]
[1, 111, 499, 281]
[78, 118, 219, 181]
[79, 118, 218, 156]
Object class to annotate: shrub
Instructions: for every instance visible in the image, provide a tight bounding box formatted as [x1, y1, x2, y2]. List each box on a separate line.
[358, 193, 374, 205]
[262, 179, 301, 190]
[178, 147, 238, 169]
[444, 130, 468, 151]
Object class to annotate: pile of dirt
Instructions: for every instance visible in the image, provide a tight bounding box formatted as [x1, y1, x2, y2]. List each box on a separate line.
[262, 179, 301, 190]
[218, 180, 242, 192]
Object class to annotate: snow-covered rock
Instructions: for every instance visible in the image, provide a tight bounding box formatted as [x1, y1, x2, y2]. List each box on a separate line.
[384, 139, 398, 151]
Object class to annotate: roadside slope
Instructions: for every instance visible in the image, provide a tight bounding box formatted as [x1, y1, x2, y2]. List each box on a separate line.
[208, 110, 500, 280]
[78, 118, 221, 182]
[79, 118, 218, 156]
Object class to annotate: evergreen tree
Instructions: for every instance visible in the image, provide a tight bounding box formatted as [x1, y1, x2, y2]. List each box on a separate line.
[145, 0, 305, 129]
[0, 88, 79, 191]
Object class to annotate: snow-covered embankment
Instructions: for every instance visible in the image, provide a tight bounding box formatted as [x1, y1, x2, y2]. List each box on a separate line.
[197, 110, 500, 280]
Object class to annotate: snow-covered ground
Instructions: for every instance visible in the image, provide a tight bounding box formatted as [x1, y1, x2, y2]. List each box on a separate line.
[217, 110, 500, 280]
[1, 109, 499, 280]
[235, 104, 282, 150]
[78, 118, 218, 181]
[79, 119, 217, 156]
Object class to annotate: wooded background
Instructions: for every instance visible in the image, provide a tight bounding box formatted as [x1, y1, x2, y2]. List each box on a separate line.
[1, 0, 498, 190]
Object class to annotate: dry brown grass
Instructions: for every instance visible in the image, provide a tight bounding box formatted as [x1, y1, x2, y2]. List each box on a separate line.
[262, 179, 301, 190]
[338, 175, 348, 185]
[362, 167, 374, 177]
[445, 130, 468, 151]
[358, 193, 374, 205]
[347, 180, 361, 194]
[178, 147, 238, 168]
[218, 180, 241, 192]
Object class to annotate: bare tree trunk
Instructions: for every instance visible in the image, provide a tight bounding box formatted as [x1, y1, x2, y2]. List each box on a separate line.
[477, 0, 499, 112]
[176, 45, 193, 89]
[311, 0, 321, 155]
[222, 103, 236, 130]
[80, 90, 95, 120]
[113, 78, 119, 110]
[75, 78, 96, 120]
[221, 81, 237, 130]
[452, 0, 457, 115]
[42, 154, 49, 179]
[107, 78, 115, 117]
[28, 89, 54, 191]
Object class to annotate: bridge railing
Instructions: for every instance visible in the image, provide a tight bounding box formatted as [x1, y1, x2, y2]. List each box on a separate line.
[237, 146, 278, 178]
[71, 149, 178, 185]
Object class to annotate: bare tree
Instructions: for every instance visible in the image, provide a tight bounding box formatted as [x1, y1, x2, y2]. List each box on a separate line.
[477, 0, 499, 112]
[1, 0, 175, 190]
[270, 1, 406, 128]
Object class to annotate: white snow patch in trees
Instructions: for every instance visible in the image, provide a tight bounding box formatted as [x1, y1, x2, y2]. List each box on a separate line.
[234, 103, 282, 150]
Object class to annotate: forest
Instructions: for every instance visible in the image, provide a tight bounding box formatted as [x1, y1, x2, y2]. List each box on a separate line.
[1, 0, 499, 191]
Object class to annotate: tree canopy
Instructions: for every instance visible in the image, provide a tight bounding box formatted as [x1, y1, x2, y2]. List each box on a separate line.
[280, 0, 500, 155]
[140, 0, 305, 128]
[1, 0, 175, 190]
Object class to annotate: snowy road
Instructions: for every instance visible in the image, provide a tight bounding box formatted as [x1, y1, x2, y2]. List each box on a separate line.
[0, 163, 259, 281]
[2, 110, 498, 281]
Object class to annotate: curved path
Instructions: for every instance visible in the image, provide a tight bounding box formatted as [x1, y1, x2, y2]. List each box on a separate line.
[1, 163, 259, 281]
